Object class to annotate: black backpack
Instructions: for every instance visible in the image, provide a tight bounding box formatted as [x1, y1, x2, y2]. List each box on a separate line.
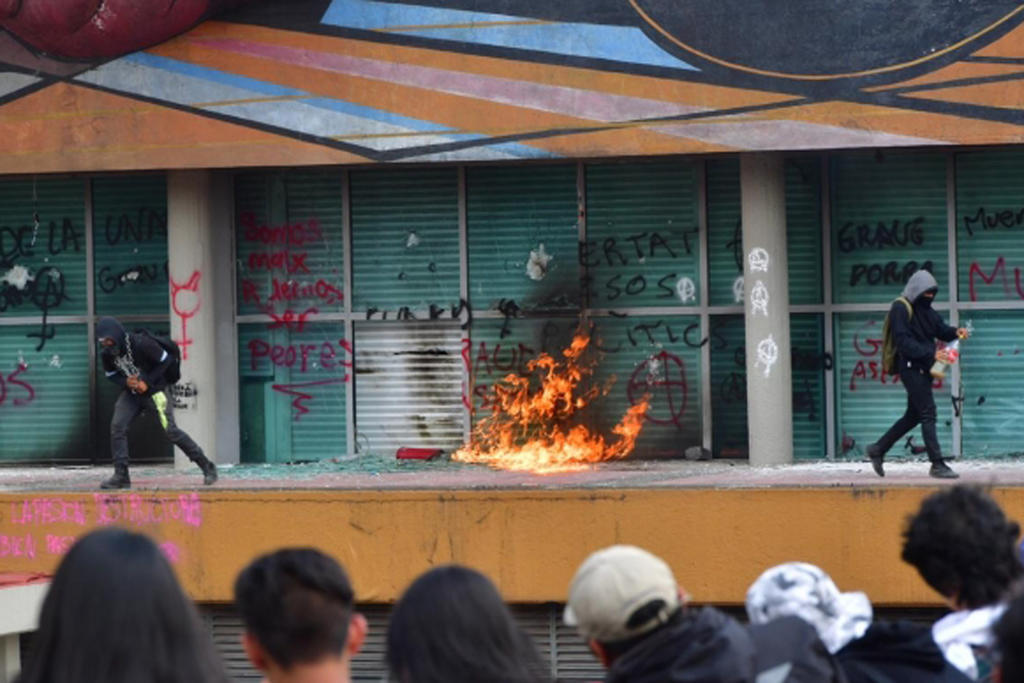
[137, 329, 182, 384]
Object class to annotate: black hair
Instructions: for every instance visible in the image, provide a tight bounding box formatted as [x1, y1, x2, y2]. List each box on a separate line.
[386, 565, 550, 683]
[901, 486, 1023, 608]
[234, 547, 354, 670]
[996, 591, 1024, 683]
[16, 527, 227, 683]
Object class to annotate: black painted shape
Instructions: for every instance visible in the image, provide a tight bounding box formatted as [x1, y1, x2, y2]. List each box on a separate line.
[632, 0, 1023, 77]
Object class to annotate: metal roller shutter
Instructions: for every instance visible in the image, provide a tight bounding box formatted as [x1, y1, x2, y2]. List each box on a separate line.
[238, 321, 349, 463]
[709, 315, 747, 458]
[350, 167, 460, 311]
[590, 315, 702, 459]
[785, 158, 823, 306]
[353, 321, 464, 456]
[955, 148, 1024, 303]
[467, 165, 580, 312]
[959, 310, 1024, 457]
[0, 324, 91, 462]
[791, 314, 827, 460]
[92, 174, 169, 316]
[706, 158, 743, 307]
[584, 160, 701, 309]
[0, 177, 88, 320]
[831, 151, 948, 304]
[834, 312, 952, 459]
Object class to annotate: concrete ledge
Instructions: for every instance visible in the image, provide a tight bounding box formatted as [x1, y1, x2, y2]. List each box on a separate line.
[0, 461, 1021, 606]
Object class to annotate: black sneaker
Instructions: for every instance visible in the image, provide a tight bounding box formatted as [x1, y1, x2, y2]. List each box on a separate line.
[866, 444, 885, 477]
[929, 461, 959, 479]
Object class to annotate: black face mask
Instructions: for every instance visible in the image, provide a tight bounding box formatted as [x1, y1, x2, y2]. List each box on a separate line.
[919, 290, 937, 308]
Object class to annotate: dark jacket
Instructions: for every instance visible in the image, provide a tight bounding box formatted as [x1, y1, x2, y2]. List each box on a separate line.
[605, 608, 842, 683]
[97, 317, 172, 397]
[748, 616, 847, 683]
[836, 621, 972, 683]
[891, 270, 958, 372]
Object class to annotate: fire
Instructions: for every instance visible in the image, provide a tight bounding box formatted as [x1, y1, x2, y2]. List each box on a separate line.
[453, 332, 649, 474]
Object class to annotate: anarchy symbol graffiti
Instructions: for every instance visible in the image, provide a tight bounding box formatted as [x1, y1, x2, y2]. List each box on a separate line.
[676, 276, 696, 303]
[627, 351, 688, 428]
[748, 247, 770, 273]
[750, 280, 770, 317]
[755, 334, 779, 377]
[732, 275, 745, 303]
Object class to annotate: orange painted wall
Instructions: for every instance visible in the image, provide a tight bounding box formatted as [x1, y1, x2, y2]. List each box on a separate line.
[1, 486, 1022, 606]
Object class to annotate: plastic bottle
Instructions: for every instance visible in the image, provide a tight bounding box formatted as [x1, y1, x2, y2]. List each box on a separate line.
[930, 339, 960, 379]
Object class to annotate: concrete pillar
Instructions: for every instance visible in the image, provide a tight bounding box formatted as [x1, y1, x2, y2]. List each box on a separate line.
[167, 171, 239, 468]
[741, 153, 793, 465]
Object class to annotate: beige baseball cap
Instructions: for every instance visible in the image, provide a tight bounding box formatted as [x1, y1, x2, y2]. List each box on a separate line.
[563, 545, 682, 643]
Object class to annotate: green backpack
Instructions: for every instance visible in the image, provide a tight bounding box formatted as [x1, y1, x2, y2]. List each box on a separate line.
[881, 296, 913, 375]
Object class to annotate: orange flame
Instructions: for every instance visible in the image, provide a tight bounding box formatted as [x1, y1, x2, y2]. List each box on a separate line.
[453, 333, 649, 474]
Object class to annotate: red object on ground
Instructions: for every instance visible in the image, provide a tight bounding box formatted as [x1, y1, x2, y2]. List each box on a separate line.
[396, 448, 442, 460]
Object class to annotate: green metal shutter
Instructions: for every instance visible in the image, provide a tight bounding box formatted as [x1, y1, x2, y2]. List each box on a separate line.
[584, 161, 701, 309]
[590, 315, 702, 458]
[959, 311, 1024, 457]
[786, 158, 823, 305]
[235, 171, 347, 463]
[238, 321, 348, 463]
[955, 149, 1024, 303]
[0, 178, 87, 320]
[709, 315, 747, 458]
[791, 313, 826, 459]
[0, 324, 90, 462]
[235, 171, 345, 317]
[350, 168, 459, 311]
[92, 175, 169, 316]
[707, 158, 743, 306]
[467, 165, 579, 311]
[352, 321, 463, 456]
[831, 152, 948, 304]
[834, 312, 952, 459]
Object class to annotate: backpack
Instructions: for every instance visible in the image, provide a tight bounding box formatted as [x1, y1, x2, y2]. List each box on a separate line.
[137, 329, 182, 384]
[881, 297, 913, 375]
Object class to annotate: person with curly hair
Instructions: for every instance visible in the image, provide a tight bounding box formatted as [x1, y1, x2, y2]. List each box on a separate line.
[902, 486, 1024, 680]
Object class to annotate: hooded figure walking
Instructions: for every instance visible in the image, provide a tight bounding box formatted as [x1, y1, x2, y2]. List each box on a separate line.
[96, 316, 217, 489]
[867, 270, 967, 479]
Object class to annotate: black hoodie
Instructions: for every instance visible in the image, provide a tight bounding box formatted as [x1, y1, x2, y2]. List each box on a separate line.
[889, 270, 958, 372]
[836, 621, 972, 683]
[605, 608, 842, 683]
[97, 317, 172, 396]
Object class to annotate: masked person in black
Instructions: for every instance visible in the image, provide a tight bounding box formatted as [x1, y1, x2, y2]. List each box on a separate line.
[96, 316, 217, 489]
[867, 270, 967, 479]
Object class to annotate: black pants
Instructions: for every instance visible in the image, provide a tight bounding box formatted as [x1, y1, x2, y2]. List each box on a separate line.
[110, 389, 205, 467]
[873, 365, 943, 463]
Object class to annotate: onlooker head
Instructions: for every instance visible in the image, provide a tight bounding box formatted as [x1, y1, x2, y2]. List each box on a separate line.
[902, 485, 1023, 679]
[902, 485, 1022, 609]
[567, 545, 845, 682]
[16, 528, 227, 683]
[564, 544, 685, 660]
[746, 561, 872, 653]
[386, 565, 549, 683]
[234, 548, 366, 683]
[995, 591, 1024, 683]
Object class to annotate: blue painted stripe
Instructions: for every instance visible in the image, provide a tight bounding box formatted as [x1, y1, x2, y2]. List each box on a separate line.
[98, 54, 555, 158]
[321, 0, 694, 71]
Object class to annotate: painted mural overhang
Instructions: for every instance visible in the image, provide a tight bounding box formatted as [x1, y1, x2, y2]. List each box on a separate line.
[2, 0, 1024, 173]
